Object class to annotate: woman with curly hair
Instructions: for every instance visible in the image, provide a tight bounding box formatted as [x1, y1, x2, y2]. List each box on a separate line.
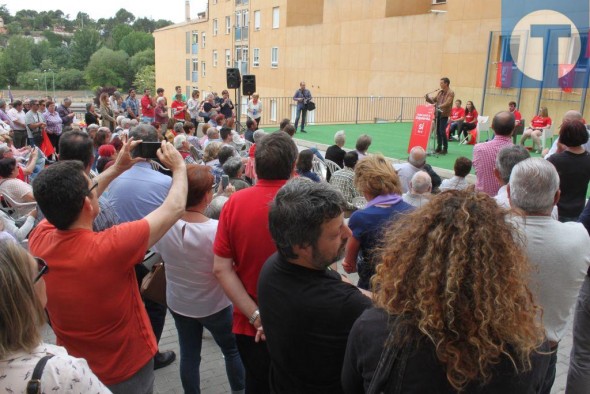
[342, 154, 413, 289]
[342, 190, 550, 393]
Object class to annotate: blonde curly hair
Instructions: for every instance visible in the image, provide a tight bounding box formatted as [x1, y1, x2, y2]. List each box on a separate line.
[372, 190, 544, 390]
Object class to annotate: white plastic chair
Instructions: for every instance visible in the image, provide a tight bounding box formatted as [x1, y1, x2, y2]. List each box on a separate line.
[1, 193, 36, 219]
[324, 159, 342, 179]
[476, 116, 490, 143]
[312, 157, 326, 181]
[542, 123, 555, 151]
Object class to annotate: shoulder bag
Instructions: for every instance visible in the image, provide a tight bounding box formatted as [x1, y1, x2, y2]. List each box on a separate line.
[26, 354, 55, 394]
[140, 262, 167, 306]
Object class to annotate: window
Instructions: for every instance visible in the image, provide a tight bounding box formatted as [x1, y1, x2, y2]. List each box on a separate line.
[202, 62, 206, 78]
[225, 16, 231, 34]
[192, 31, 198, 44]
[271, 47, 278, 67]
[225, 49, 231, 67]
[270, 99, 277, 122]
[213, 50, 218, 67]
[254, 10, 260, 31]
[253, 48, 260, 67]
[185, 32, 190, 54]
[202, 32, 206, 48]
[192, 59, 198, 71]
[213, 0, 218, 4]
[185, 59, 190, 80]
[272, 7, 279, 29]
[213, 19, 218, 36]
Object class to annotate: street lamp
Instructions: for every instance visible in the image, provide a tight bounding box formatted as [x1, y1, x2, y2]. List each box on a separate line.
[43, 70, 48, 97]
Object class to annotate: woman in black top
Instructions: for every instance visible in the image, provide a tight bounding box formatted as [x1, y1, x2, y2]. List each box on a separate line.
[547, 120, 590, 222]
[84, 103, 100, 126]
[342, 191, 550, 393]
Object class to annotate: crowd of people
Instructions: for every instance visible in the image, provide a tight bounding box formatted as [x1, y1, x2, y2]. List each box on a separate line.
[0, 81, 589, 394]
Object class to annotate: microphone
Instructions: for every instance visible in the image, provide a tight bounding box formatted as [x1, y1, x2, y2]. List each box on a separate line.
[426, 88, 441, 96]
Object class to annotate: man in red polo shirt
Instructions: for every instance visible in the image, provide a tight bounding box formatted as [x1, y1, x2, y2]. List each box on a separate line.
[141, 88, 155, 124]
[29, 139, 188, 393]
[213, 131, 298, 394]
[509, 101, 522, 126]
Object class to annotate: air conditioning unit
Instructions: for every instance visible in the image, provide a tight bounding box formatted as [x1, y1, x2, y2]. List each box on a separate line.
[432, 0, 447, 4]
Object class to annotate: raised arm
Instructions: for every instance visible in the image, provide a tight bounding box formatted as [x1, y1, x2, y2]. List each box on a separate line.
[144, 143, 187, 248]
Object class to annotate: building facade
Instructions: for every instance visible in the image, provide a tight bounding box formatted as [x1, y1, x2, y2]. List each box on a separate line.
[154, 0, 590, 125]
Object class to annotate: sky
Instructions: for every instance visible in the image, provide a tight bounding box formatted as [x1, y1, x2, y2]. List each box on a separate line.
[2, 0, 208, 24]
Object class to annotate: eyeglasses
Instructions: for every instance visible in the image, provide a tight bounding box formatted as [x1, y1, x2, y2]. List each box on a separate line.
[86, 181, 99, 196]
[33, 257, 48, 284]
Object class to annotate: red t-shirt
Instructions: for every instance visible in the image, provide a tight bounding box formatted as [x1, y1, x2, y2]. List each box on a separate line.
[450, 107, 465, 121]
[141, 95, 155, 117]
[29, 219, 156, 385]
[171, 100, 186, 121]
[531, 116, 552, 128]
[17, 166, 25, 181]
[465, 109, 478, 124]
[213, 179, 288, 336]
[512, 109, 522, 123]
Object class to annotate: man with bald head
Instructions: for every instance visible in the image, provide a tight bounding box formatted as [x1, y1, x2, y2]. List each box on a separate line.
[394, 146, 441, 193]
[543, 110, 590, 159]
[402, 171, 432, 207]
[472, 111, 515, 196]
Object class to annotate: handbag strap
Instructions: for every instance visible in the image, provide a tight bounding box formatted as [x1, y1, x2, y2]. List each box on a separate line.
[26, 354, 54, 394]
[366, 320, 411, 394]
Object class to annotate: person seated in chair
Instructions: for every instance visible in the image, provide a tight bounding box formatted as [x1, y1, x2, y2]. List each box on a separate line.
[520, 107, 552, 153]
[459, 101, 478, 142]
[448, 100, 465, 141]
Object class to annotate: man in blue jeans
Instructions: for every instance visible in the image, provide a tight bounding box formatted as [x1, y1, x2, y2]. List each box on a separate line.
[425, 77, 454, 155]
[293, 81, 312, 133]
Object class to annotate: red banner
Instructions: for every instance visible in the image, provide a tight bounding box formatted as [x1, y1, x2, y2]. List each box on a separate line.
[496, 61, 513, 88]
[408, 105, 435, 153]
[559, 64, 575, 93]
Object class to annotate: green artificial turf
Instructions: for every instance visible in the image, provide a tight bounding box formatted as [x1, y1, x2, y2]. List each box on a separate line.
[293, 122, 544, 173]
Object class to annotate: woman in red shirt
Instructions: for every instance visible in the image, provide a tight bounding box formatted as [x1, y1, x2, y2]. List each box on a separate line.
[460, 101, 478, 141]
[520, 107, 552, 152]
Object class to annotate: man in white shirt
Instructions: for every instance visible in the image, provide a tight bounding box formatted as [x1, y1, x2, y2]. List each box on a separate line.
[8, 100, 27, 148]
[494, 145, 530, 209]
[508, 158, 590, 394]
[402, 171, 432, 208]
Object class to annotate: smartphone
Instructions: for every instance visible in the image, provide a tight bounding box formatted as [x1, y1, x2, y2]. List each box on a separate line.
[221, 175, 230, 190]
[139, 142, 161, 159]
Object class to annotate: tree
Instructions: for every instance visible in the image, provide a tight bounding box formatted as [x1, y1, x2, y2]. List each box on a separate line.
[70, 28, 101, 69]
[129, 48, 155, 74]
[55, 68, 85, 89]
[85, 47, 130, 88]
[133, 65, 155, 94]
[132, 17, 156, 33]
[16, 70, 43, 89]
[0, 36, 34, 85]
[31, 40, 50, 68]
[0, 4, 11, 24]
[47, 45, 71, 69]
[154, 19, 174, 30]
[42, 30, 64, 48]
[6, 21, 22, 35]
[118, 31, 154, 57]
[110, 24, 133, 50]
[114, 8, 135, 25]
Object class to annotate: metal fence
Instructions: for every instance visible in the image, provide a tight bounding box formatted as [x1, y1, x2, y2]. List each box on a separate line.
[241, 96, 423, 127]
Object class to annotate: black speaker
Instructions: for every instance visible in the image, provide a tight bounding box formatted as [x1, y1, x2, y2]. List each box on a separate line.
[242, 75, 256, 96]
[226, 68, 241, 89]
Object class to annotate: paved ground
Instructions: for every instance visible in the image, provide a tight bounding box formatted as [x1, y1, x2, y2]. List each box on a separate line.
[42, 266, 574, 394]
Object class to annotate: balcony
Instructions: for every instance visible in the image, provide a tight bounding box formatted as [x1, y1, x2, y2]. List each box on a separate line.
[234, 26, 249, 41]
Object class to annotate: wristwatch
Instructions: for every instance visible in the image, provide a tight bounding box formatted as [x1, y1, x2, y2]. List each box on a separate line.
[249, 309, 260, 325]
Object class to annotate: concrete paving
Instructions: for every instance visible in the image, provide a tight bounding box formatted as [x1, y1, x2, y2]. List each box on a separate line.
[42, 267, 573, 394]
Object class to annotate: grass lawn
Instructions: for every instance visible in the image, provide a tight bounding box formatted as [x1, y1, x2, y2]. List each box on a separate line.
[291, 122, 544, 173]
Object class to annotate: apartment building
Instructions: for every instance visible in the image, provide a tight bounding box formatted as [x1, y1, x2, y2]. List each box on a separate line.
[154, 0, 590, 122]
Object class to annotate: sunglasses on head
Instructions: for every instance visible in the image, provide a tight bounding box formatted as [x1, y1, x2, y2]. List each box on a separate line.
[33, 257, 48, 284]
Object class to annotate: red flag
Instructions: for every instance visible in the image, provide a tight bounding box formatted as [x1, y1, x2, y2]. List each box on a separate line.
[496, 62, 513, 88]
[40, 129, 55, 158]
[559, 64, 575, 93]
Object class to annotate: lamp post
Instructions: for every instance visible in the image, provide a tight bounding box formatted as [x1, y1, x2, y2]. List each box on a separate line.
[43, 70, 48, 97]
[48, 69, 55, 100]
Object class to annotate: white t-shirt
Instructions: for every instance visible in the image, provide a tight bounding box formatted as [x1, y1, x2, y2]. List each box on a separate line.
[153, 218, 231, 318]
[7, 108, 26, 130]
[247, 99, 262, 120]
[0, 343, 110, 393]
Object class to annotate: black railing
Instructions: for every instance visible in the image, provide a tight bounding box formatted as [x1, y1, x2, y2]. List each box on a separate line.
[238, 96, 423, 126]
